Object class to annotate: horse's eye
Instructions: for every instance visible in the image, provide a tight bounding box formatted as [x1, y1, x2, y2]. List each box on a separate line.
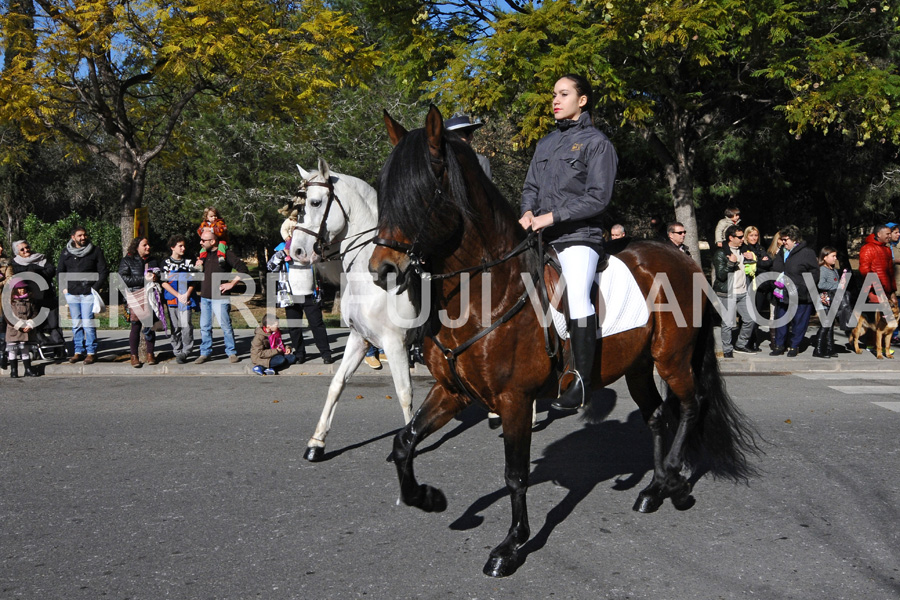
[310, 199, 323, 208]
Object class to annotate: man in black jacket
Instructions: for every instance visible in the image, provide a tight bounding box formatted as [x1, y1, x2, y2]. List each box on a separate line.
[57, 226, 108, 364]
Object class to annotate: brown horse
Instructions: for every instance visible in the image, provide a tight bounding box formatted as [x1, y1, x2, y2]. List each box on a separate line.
[369, 106, 759, 578]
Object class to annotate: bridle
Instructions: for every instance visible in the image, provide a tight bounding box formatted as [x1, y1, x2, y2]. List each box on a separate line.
[292, 176, 351, 259]
[371, 148, 558, 406]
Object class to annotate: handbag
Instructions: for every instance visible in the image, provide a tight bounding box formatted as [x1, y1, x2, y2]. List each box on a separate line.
[275, 267, 294, 308]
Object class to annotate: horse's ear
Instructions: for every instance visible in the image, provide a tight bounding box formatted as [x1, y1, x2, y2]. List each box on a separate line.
[318, 157, 331, 179]
[297, 164, 310, 179]
[424, 104, 444, 160]
[383, 110, 407, 146]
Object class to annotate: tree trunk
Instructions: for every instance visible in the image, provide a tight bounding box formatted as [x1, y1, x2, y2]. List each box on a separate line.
[119, 162, 147, 253]
[646, 129, 702, 265]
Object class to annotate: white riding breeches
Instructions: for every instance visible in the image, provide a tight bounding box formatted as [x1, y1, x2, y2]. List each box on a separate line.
[557, 244, 599, 320]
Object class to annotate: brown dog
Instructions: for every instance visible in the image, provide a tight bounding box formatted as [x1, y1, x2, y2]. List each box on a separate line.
[848, 301, 900, 359]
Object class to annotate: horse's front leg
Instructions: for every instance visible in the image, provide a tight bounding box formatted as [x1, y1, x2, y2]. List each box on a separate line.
[394, 385, 466, 512]
[484, 395, 533, 578]
[304, 330, 368, 462]
[381, 333, 415, 423]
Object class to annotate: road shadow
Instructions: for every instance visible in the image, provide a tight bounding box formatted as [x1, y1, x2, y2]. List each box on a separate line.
[319, 427, 402, 462]
[450, 389, 652, 539]
[417, 404, 491, 456]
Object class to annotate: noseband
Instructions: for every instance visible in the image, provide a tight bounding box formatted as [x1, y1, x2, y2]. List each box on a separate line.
[293, 178, 349, 258]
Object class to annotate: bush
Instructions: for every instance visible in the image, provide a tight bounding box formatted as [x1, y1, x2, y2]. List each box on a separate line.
[22, 213, 123, 276]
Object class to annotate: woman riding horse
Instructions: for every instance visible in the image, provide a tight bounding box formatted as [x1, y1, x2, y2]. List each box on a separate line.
[519, 73, 618, 411]
[370, 105, 759, 578]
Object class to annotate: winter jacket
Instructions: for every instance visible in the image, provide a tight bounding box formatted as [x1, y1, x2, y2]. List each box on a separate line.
[858, 233, 895, 296]
[197, 218, 228, 240]
[11, 259, 57, 307]
[118, 255, 160, 292]
[57, 244, 108, 296]
[6, 295, 38, 343]
[771, 241, 819, 304]
[521, 112, 618, 247]
[250, 326, 282, 368]
[741, 242, 773, 275]
[713, 244, 746, 296]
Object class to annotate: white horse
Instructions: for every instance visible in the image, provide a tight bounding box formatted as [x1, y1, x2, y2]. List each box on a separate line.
[290, 158, 420, 462]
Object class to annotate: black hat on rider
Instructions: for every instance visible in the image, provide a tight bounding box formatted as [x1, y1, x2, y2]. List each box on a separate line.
[445, 113, 484, 133]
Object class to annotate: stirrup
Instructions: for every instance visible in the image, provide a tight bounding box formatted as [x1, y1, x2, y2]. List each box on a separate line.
[551, 369, 585, 411]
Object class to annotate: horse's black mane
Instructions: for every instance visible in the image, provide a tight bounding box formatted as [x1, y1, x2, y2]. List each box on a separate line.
[377, 127, 524, 254]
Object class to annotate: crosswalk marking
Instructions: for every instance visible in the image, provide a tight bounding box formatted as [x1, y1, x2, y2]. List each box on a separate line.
[796, 373, 900, 380]
[828, 385, 897, 395]
[796, 372, 898, 411]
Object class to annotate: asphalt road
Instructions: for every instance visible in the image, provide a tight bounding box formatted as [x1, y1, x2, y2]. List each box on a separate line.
[1, 374, 899, 599]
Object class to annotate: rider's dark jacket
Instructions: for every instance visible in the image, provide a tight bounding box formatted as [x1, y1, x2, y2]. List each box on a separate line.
[521, 112, 618, 248]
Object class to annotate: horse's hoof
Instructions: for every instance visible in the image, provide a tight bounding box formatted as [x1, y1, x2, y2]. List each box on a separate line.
[303, 446, 325, 462]
[671, 492, 696, 511]
[487, 416, 502, 430]
[483, 553, 519, 577]
[633, 492, 663, 513]
[412, 484, 447, 513]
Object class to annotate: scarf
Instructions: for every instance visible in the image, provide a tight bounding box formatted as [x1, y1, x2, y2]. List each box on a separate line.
[13, 252, 47, 267]
[268, 329, 286, 353]
[66, 240, 94, 258]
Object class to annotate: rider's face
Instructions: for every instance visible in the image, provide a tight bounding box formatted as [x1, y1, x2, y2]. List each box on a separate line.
[552, 78, 587, 121]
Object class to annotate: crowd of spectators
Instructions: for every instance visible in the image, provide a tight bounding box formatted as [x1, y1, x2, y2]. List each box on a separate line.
[1, 205, 897, 375]
[0, 213, 334, 375]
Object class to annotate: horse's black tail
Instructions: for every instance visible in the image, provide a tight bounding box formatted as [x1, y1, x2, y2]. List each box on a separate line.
[685, 301, 762, 482]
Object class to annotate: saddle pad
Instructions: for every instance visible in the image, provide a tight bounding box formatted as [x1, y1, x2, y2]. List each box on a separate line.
[549, 255, 650, 339]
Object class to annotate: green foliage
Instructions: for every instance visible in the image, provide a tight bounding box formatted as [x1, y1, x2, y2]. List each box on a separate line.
[22, 213, 122, 269]
[1, 0, 381, 254]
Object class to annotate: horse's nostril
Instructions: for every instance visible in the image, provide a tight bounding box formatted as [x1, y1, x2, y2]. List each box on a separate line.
[373, 261, 400, 289]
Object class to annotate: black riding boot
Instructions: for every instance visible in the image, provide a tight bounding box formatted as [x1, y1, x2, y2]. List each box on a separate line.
[0, 351, 7, 370]
[552, 314, 598, 411]
[9, 359, 18, 378]
[825, 326, 837, 358]
[812, 327, 829, 358]
[23, 359, 36, 377]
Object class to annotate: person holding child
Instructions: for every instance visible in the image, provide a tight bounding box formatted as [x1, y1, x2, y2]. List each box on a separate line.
[6, 279, 39, 377]
[251, 314, 298, 375]
[197, 206, 229, 265]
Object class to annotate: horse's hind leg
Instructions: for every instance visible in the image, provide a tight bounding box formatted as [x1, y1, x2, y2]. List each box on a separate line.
[484, 394, 533, 578]
[625, 368, 670, 513]
[304, 330, 368, 462]
[394, 385, 467, 513]
[652, 366, 700, 510]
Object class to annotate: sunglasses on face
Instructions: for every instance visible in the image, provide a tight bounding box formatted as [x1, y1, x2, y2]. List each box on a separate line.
[671, 230, 686, 235]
